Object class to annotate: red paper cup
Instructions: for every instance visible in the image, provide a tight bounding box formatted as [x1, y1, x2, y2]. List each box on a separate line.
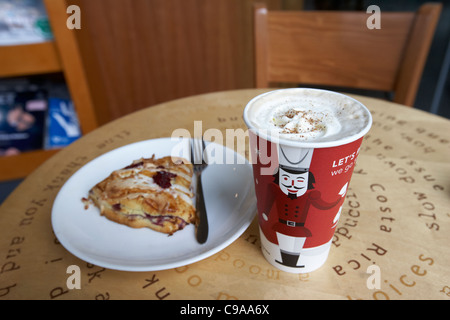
[244, 89, 372, 273]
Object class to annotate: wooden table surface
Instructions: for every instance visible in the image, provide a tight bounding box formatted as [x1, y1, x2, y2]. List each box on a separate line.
[1, 89, 449, 300]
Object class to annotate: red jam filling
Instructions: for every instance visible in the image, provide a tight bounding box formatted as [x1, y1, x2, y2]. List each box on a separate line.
[153, 171, 177, 189]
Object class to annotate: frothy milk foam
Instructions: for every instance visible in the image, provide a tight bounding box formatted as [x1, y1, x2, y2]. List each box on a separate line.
[245, 89, 371, 144]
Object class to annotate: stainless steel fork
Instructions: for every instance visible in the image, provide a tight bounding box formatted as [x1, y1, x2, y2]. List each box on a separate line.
[191, 138, 209, 244]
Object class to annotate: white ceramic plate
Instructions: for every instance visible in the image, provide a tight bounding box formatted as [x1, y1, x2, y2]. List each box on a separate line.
[51, 138, 256, 271]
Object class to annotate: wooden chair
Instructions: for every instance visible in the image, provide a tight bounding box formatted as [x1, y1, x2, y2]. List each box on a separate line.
[0, 0, 98, 181]
[254, 3, 442, 107]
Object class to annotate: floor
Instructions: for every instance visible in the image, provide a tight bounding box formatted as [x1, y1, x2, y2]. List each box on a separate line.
[0, 179, 22, 204]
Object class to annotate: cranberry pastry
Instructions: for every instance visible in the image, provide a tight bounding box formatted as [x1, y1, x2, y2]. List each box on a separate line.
[83, 155, 196, 235]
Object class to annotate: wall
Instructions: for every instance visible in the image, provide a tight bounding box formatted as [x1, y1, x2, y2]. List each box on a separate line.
[70, 0, 282, 124]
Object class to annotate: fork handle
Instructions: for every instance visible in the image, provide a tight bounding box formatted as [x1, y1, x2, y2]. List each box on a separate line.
[195, 173, 208, 244]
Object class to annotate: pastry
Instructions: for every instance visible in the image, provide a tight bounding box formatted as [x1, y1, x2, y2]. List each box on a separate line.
[83, 155, 196, 235]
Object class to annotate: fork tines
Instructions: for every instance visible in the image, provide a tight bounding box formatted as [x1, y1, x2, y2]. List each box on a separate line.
[190, 138, 207, 166]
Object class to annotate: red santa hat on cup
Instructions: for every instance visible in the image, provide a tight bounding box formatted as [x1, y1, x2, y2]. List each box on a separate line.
[278, 145, 314, 173]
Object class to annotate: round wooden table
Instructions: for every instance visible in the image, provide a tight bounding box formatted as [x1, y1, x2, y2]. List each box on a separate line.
[1, 89, 449, 300]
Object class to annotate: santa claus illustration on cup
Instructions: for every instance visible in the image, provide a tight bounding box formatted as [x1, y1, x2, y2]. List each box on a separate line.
[260, 145, 347, 268]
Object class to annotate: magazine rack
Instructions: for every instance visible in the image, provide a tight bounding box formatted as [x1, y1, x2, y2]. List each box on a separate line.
[0, 0, 98, 181]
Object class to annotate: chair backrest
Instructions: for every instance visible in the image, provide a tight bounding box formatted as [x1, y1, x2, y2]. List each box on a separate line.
[254, 3, 442, 107]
